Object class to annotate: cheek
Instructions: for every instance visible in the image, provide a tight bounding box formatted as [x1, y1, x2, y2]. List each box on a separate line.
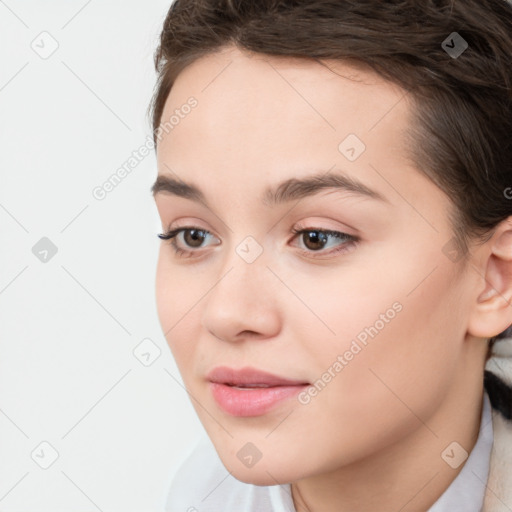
[314, 261, 461, 420]
[155, 250, 197, 360]
[155, 249, 172, 331]
[318, 234, 463, 366]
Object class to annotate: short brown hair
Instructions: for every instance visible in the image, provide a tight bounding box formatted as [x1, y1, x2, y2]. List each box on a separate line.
[149, 0, 512, 348]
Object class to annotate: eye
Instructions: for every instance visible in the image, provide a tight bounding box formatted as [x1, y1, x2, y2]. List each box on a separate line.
[157, 225, 359, 259]
[290, 226, 358, 257]
[157, 227, 219, 257]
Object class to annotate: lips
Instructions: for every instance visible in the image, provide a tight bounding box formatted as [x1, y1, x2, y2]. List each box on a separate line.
[206, 365, 309, 387]
[206, 366, 310, 417]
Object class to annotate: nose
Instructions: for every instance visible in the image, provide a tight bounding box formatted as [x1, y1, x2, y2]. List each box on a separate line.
[201, 249, 281, 343]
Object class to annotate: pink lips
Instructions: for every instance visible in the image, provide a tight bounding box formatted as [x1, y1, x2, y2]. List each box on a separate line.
[206, 366, 310, 417]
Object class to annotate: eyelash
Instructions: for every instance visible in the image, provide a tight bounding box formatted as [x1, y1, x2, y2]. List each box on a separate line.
[157, 225, 359, 259]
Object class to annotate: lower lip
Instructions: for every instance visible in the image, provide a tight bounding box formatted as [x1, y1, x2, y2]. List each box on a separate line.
[209, 382, 309, 417]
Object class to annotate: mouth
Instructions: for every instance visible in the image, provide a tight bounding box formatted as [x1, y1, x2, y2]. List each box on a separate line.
[206, 366, 310, 417]
[208, 382, 310, 417]
[225, 383, 278, 389]
[206, 365, 310, 387]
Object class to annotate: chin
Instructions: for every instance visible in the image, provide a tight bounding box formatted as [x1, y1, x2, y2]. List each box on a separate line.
[228, 464, 294, 486]
[205, 426, 325, 484]
[215, 447, 305, 486]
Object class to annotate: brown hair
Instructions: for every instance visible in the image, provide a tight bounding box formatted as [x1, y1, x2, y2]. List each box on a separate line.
[148, 0, 512, 353]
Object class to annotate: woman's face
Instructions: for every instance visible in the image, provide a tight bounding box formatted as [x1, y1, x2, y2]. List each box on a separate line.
[153, 45, 484, 485]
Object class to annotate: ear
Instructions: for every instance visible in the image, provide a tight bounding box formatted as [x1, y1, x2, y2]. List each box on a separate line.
[468, 217, 512, 339]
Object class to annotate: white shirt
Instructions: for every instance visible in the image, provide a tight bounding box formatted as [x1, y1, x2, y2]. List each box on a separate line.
[165, 392, 493, 512]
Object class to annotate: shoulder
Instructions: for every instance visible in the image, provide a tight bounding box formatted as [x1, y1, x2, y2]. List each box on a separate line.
[483, 337, 512, 511]
[164, 434, 294, 512]
[485, 337, 512, 420]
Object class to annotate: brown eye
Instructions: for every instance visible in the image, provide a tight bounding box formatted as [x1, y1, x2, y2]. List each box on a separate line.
[183, 229, 208, 248]
[301, 230, 329, 251]
[158, 227, 220, 257]
[290, 226, 359, 257]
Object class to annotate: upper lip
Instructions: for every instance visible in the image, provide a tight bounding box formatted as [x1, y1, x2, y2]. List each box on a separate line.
[206, 366, 309, 387]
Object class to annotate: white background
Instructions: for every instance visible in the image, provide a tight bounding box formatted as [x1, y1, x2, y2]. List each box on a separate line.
[0, 1, 205, 510]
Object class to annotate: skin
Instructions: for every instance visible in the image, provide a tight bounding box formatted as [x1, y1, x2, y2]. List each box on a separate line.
[153, 45, 512, 512]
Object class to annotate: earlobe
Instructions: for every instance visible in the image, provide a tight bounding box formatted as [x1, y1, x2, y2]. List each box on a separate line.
[468, 219, 512, 339]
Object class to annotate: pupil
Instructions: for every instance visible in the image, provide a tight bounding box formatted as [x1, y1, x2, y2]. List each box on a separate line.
[185, 229, 205, 248]
[304, 231, 327, 251]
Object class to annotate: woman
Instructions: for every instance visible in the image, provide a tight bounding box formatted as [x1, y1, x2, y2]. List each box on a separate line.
[149, 1, 512, 510]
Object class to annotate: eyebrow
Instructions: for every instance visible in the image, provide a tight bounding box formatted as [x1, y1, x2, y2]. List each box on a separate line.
[151, 170, 389, 207]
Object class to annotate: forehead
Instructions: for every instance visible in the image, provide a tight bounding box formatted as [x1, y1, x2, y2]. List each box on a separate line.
[156, 45, 413, 202]
[160, 46, 408, 132]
